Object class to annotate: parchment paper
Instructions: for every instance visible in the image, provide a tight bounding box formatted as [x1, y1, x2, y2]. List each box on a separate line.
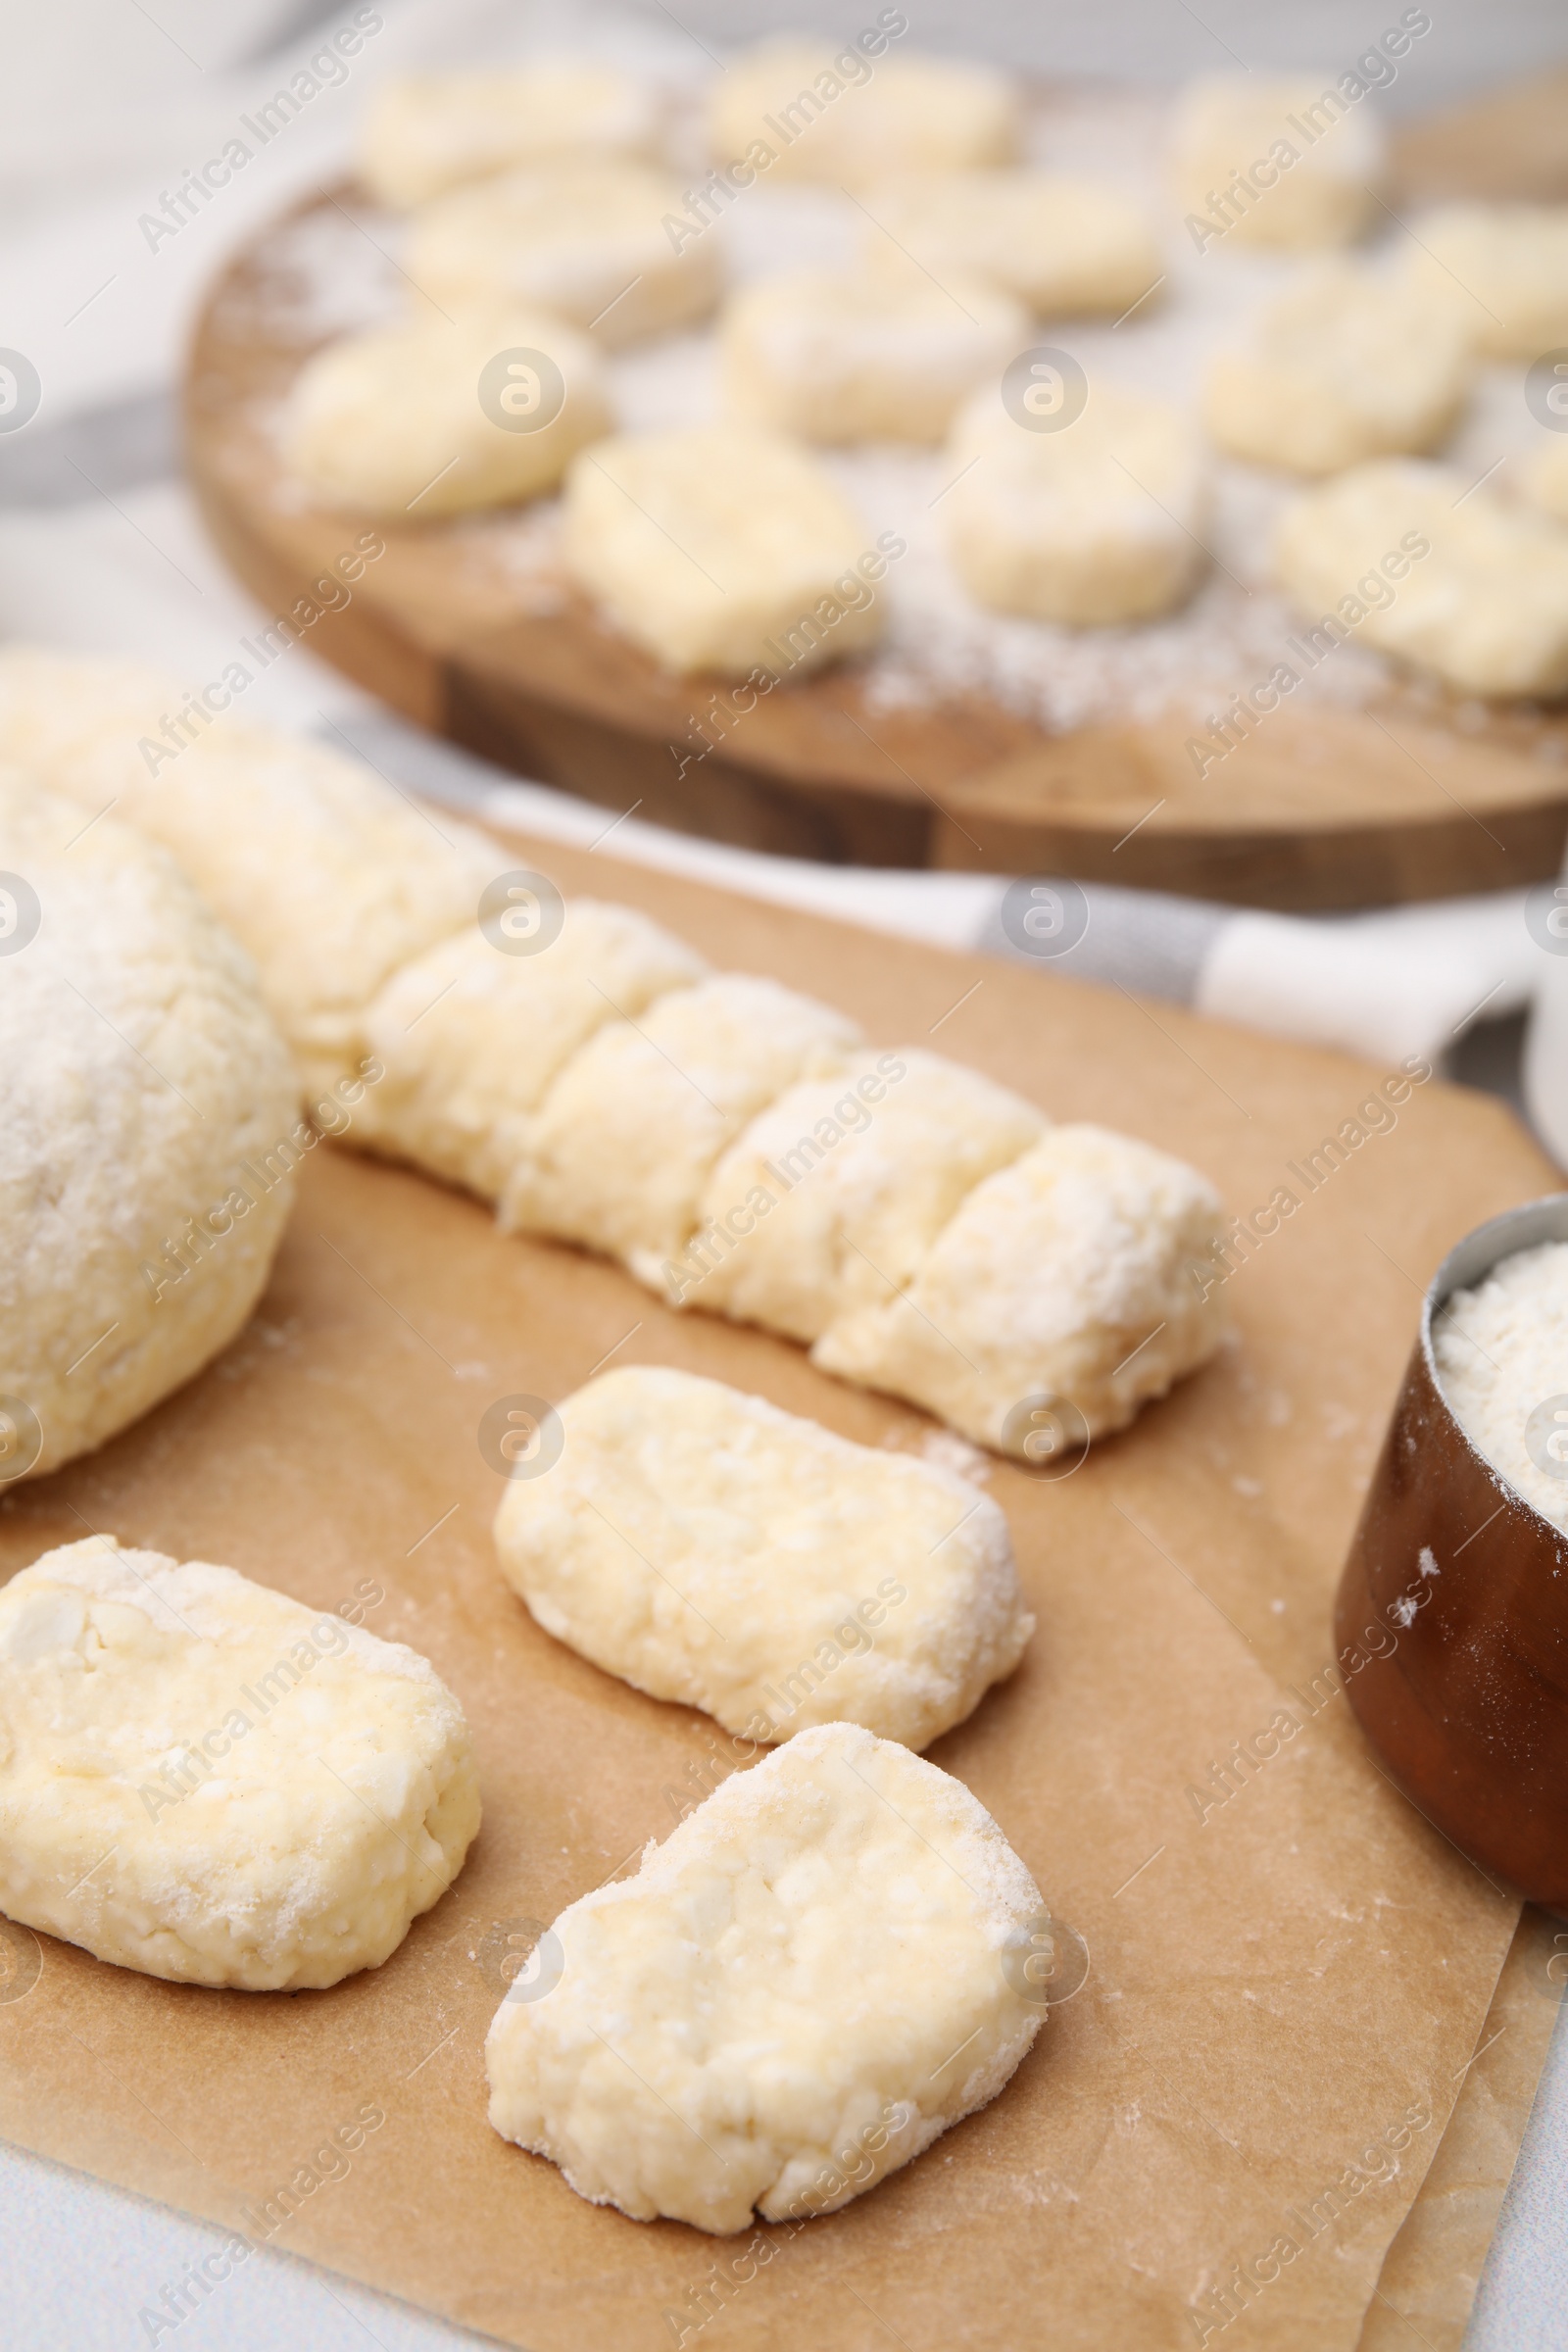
[0, 843, 1555, 2350]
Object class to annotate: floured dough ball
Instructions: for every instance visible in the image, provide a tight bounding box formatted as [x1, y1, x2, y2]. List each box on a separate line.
[0, 1537, 479, 1987]
[709, 39, 1018, 186]
[817, 1124, 1229, 1451]
[562, 425, 889, 673]
[677, 1047, 1045, 1340]
[1522, 432, 1568, 526]
[0, 775, 297, 1480]
[863, 172, 1162, 318]
[720, 267, 1028, 445]
[942, 381, 1208, 624]
[278, 305, 613, 518]
[1204, 266, 1471, 474]
[357, 64, 656, 209]
[486, 1721, 1044, 2231]
[1274, 458, 1568, 697]
[358, 898, 708, 1200]
[1170, 75, 1384, 249]
[1405, 204, 1568, 357]
[504, 973, 862, 1281]
[493, 1366, 1032, 1750]
[405, 160, 721, 348]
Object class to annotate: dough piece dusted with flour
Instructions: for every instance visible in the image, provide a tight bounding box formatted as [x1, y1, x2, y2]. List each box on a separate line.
[504, 974, 862, 1280]
[816, 1124, 1229, 1451]
[358, 65, 656, 208]
[279, 305, 612, 519]
[1405, 204, 1568, 357]
[720, 267, 1028, 445]
[562, 425, 889, 673]
[675, 1048, 1045, 1340]
[0, 1539, 479, 1987]
[405, 161, 722, 348]
[863, 172, 1162, 318]
[493, 1366, 1032, 1750]
[1204, 266, 1471, 475]
[0, 776, 297, 1480]
[709, 41, 1019, 186]
[485, 1721, 1045, 2231]
[942, 382, 1208, 624]
[1169, 75, 1385, 249]
[357, 899, 708, 1200]
[1274, 459, 1568, 698]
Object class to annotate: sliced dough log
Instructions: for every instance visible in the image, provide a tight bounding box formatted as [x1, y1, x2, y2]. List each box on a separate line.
[279, 305, 613, 518]
[358, 899, 708, 1200]
[1204, 265, 1471, 475]
[0, 774, 298, 1479]
[816, 1124, 1229, 1452]
[719, 267, 1028, 445]
[485, 1721, 1044, 2232]
[1405, 203, 1568, 358]
[943, 382, 1208, 625]
[357, 65, 657, 209]
[503, 973, 862, 1283]
[709, 41, 1019, 185]
[561, 424, 888, 674]
[863, 172, 1162, 318]
[1169, 75, 1385, 249]
[674, 1047, 1045, 1339]
[0, 1537, 479, 1988]
[492, 1365, 1032, 1750]
[405, 161, 722, 348]
[1274, 458, 1568, 698]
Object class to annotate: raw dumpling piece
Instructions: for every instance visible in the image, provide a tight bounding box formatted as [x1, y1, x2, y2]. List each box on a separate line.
[720, 267, 1028, 445]
[678, 1047, 1045, 1341]
[357, 65, 656, 208]
[1170, 75, 1385, 248]
[864, 172, 1162, 318]
[817, 1123, 1229, 1451]
[1274, 459, 1568, 698]
[1204, 266, 1470, 474]
[279, 305, 612, 518]
[405, 161, 721, 348]
[709, 41, 1019, 185]
[358, 898, 708, 1200]
[1406, 204, 1568, 357]
[492, 1365, 1033, 1750]
[0, 1538, 479, 1988]
[485, 1721, 1045, 2231]
[503, 973, 861, 1281]
[0, 776, 298, 1479]
[943, 382, 1208, 624]
[562, 425, 888, 673]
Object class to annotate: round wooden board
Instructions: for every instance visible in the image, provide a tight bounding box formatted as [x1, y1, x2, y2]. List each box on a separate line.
[185, 84, 1568, 911]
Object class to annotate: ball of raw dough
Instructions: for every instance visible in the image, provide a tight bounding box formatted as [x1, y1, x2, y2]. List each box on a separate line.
[357, 64, 657, 209]
[708, 40, 1019, 185]
[1404, 204, 1568, 357]
[0, 775, 298, 1482]
[357, 898, 708, 1200]
[485, 1721, 1044, 2232]
[862, 172, 1163, 318]
[279, 304, 613, 518]
[678, 1046, 1046, 1338]
[942, 380, 1209, 625]
[1274, 457, 1568, 698]
[720, 267, 1028, 445]
[560, 424, 889, 673]
[1170, 75, 1385, 249]
[405, 160, 722, 348]
[1204, 265, 1471, 474]
[815, 1122, 1230, 1450]
[504, 972, 862, 1279]
[0, 1536, 479, 1987]
[492, 1366, 1033, 1750]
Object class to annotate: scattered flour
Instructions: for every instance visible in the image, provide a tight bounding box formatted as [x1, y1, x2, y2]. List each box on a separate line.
[1434, 1241, 1568, 1531]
